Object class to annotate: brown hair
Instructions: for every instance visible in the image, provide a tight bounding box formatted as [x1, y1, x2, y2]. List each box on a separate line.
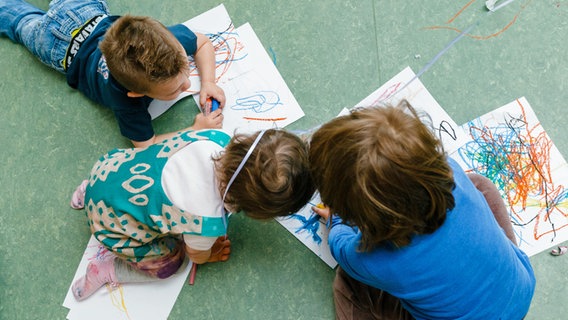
[215, 129, 315, 220]
[99, 15, 188, 93]
[309, 101, 455, 250]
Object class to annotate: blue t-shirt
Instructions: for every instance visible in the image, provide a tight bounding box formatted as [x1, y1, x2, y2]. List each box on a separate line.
[66, 16, 198, 142]
[328, 158, 535, 319]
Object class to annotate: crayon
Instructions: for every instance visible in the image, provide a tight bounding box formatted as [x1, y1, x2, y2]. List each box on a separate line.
[188, 263, 197, 285]
[207, 98, 220, 112]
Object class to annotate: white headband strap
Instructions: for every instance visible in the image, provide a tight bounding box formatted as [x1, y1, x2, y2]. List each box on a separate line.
[222, 130, 267, 202]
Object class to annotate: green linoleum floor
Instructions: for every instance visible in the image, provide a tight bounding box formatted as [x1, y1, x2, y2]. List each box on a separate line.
[1, 1, 567, 319]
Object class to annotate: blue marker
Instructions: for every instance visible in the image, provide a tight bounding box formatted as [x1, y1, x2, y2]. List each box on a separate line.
[209, 98, 220, 112]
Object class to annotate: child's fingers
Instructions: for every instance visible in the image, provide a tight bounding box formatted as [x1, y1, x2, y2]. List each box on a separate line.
[216, 93, 226, 108]
[208, 110, 224, 127]
[208, 242, 231, 262]
[199, 94, 208, 109]
[312, 205, 331, 220]
[206, 109, 222, 118]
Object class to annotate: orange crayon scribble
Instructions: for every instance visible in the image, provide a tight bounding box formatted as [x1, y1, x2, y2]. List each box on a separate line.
[424, 0, 531, 40]
[462, 97, 568, 245]
[447, 0, 477, 24]
[505, 99, 567, 241]
[423, 13, 519, 40]
[243, 117, 287, 122]
[186, 24, 247, 88]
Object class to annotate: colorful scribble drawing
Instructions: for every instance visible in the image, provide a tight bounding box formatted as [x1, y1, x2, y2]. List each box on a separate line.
[454, 98, 568, 256]
[210, 25, 248, 80]
[214, 22, 304, 134]
[423, 0, 532, 40]
[186, 23, 249, 93]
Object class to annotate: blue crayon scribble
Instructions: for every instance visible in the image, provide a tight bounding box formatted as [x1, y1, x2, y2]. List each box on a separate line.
[268, 47, 277, 65]
[285, 200, 324, 244]
[231, 91, 282, 113]
[288, 211, 322, 245]
[208, 28, 249, 65]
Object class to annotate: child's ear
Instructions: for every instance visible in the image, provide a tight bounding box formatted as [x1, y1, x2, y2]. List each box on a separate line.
[127, 91, 145, 98]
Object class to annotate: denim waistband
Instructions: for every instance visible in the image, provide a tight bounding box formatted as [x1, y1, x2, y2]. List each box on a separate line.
[63, 14, 107, 71]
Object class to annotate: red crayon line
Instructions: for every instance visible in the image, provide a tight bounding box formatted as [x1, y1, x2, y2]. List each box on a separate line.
[243, 117, 287, 121]
[188, 264, 197, 285]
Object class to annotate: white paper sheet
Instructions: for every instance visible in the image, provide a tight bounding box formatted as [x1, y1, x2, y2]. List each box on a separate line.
[63, 236, 191, 320]
[199, 22, 304, 134]
[353, 67, 469, 154]
[450, 97, 568, 256]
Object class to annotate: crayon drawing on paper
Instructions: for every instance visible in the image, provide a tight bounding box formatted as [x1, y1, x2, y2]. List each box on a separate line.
[451, 97, 568, 256]
[277, 192, 338, 268]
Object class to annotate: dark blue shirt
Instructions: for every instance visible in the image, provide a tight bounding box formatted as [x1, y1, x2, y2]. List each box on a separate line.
[66, 16, 198, 142]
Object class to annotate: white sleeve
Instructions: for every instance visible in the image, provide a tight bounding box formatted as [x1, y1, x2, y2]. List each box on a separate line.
[183, 233, 217, 250]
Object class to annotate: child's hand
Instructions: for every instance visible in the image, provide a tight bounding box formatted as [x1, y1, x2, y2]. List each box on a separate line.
[192, 110, 223, 130]
[208, 235, 231, 263]
[199, 81, 226, 111]
[312, 204, 331, 220]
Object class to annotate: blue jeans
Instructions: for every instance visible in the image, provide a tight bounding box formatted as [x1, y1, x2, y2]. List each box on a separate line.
[0, 0, 109, 73]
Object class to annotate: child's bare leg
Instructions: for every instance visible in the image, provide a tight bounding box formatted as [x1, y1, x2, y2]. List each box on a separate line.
[467, 173, 517, 245]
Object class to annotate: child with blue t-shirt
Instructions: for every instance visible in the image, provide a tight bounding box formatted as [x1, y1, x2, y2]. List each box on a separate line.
[0, 0, 224, 147]
[310, 102, 535, 319]
[69, 128, 315, 301]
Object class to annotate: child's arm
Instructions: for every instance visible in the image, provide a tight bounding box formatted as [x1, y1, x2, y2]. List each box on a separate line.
[131, 110, 223, 148]
[185, 235, 231, 264]
[193, 33, 226, 112]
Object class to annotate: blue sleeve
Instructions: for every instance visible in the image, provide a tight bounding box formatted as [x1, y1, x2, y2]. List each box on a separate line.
[168, 24, 198, 56]
[328, 215, 360, 264]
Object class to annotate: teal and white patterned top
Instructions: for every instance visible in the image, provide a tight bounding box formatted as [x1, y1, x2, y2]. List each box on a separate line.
[84, 129, 231, 262]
